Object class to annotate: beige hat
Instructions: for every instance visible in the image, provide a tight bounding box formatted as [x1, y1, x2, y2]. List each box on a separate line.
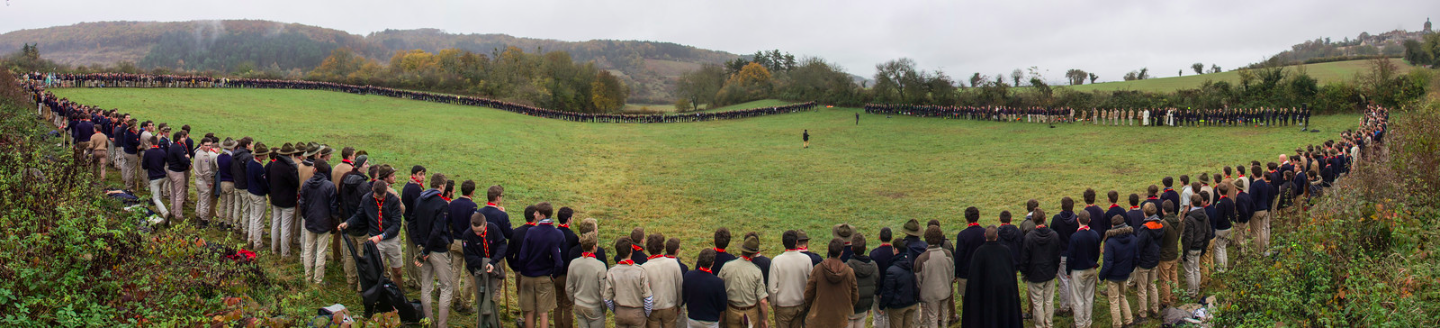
[902, 219, 923, 237]
[741, 234, 760, 253]
[832, 224, 855, 243]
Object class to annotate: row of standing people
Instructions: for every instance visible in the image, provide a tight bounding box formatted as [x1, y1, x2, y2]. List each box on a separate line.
[23, 72, 817, 124]
[28, 73, 1387, 327]
[863, 104, 1314, 128]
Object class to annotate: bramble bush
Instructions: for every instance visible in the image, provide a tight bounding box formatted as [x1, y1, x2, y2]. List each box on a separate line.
[1215, 107, 1440, 327]
[0, 70, 276, 326]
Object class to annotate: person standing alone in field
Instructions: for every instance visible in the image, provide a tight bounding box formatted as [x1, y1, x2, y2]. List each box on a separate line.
[802, 130, 809, 149]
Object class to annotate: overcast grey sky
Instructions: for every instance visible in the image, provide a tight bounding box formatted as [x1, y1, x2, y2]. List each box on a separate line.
[1, 0, 1436, 82]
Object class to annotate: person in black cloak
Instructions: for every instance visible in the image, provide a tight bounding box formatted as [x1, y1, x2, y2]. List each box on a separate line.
[961, 226, 1023, 328]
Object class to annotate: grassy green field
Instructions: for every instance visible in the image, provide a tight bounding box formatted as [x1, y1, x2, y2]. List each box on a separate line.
[59, 88, 1351, 327]
[622, 99, 796, 113]
[1067, 58, 1413, 92]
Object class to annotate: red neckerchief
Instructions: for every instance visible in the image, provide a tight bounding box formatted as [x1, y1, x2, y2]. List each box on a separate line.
[150, 145, 160, 149]
[1036, 224, 1047, 229]
[1078, 225, 1091, 232]
[410, 176, 423, 185]
[581, 252, 596, 259]
[1147, 196, 1159, 200]
[879, 243, 891, 248]
[665, 255, 676, 259]
[1109, 204, 1120, 209]
[476, 229, 490, 256]
[618, 259, 635, 266]
[1164, 188, 1174, 193]
[558, 224, 569, 229]
[713, 248, 726, 253]
[1000, 223, 1011, 226]
[1220, 195, 1228, 199]
[648, 254, 665, 260]
[375, 197, 386, 232]
[632, 244, 644, 252]
[525, 222, 536, 226]
[967, 222, 980, 227]
[698, 267, 713, 274]
[785, 248, 801, 252]
[740, 255, 753, 261]
[441, 196, 452, 202]
[485, 202, 504, 211]
[342, 159, 353, 165]
[797, 246, 808, 252]
[1130, 206, 1140, 210]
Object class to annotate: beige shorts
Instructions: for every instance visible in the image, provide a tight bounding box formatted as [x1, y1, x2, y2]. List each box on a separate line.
[519, 275, 556, 313]
[375, 237, 403, 269]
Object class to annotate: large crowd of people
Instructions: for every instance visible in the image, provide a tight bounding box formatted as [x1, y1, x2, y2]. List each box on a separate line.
[21, 70, 1392, 328]
[864, 104, 1315, 128]
[21, 72, 817, 124]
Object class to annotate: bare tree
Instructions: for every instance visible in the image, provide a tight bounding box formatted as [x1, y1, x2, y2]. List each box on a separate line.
[1011, 69, 1024, 87]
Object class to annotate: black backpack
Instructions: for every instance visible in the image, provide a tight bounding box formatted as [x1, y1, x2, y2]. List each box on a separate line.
[343, 237, 424, 323]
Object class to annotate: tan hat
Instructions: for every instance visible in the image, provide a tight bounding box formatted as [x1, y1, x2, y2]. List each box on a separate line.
[902, 219, 923, 237]
[220, 137, 237, 150]
[252, 142, 271, 157]
[303, 143, 322, 157]
[741, 234, 760, 253]
[796, 230, 810, 242]
[832, 224, 855, 243]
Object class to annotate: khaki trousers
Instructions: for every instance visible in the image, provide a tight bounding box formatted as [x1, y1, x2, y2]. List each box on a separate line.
[722, 305, 758, 328]
[166, 169, 187, 220]
[270, 206, 296, 256]
[245, 193, 267, 248]
[1105, 280, 1134, 327]
[449, 241, 473, 309]
[1251, 210, 1271, 255]
[149, 178, 170, 219]
[615, 306, 647, 328]
[1184, 250, 1203, 298]
[1157, 259, 1180, 306]
[420, 251, 455, 327]
[218, 182, 235, 225]
[555, 274, 574, 328]
[301, 230, 332, 284]
[648, 307, 678, 328]
[92, 150, 108, 179]
[847, 310, 869, 328]
[1026, 279, 1055, 328]
[920, 299, 948, 328]
[195, 174, 213, 221]
[1133, 266, 1159, 318]
[575, 304, 606, 328]
[886, 304, 916, 328]
[1069, 268, 1097, 328]
[122, 153, 141, 191]
[774, 305, 803, 328]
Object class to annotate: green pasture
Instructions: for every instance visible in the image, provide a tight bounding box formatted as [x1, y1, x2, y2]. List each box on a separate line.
[1066, 58, 1413, 92]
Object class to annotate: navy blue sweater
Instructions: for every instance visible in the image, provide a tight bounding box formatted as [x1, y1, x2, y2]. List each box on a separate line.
[682, 269, 728, 322]
[868, 244, 895, 297]
[954, 225, 986, 279]
[246, 159, 269, 196]
[1250, 179, 1273, 212]
[1067, 228, 1101, 272]
[517, 222, 564, 277]
[462, 223, 509, 274]
[479, 205, 513, 240]
[142, 147, 167, 180]
[447, 197, 478, 240]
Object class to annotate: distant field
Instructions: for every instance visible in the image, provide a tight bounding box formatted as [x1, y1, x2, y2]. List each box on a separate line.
[59, 88, 1353, 327]
[621, 99, 796, 113]
[1067, 58, 1413, 92]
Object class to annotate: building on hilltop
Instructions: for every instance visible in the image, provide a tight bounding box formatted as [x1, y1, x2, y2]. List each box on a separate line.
[1426, 18, 1432, 33]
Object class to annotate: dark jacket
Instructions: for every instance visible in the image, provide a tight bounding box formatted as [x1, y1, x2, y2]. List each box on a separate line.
[143, 147, 167, 180]
[868, 243, 895, 298]
[879, 255, 919, 310]
[1159, 214, 1183, 261]
[1182, 208, 1212, 252]
[1136, 216, 1164, 269]
[409, 189, 452, 254]
[462, 222, 509, 274]
[267, 156, 300, 208]
[343, 191, 403, 240]
[954, 225, 986, 279]
[846, 254, 879, 315]
[1126, 207, 1145, 232]
[1019, 226, 1061, 283]
[557, 225, 578, 275]
[299, 173, 339, 234]
[1050, 211, 1078, 257]
[701, 249, 735, 276]
[165, 142, 190, 172]
[1161, 188, 1182, 215]
[1102, 204, 1126, 237]
[122, 128, 141, 154]
[1098, 226, 1136, 281]
[245, 159, 268, 196]
[448, 197, 479, 240]
[1082, 205, 1105, 236]
[682, 268, 727, 322]
[997, 224, 1024, 269]
[230, 149, 251, 190]
[1235, 189, 1253, 219]
[338, 171, 370, 221]
[1067, 228, 1101, 273]
[402, 181, 423, 222]
[517, 222, 565, 277]
[507, 224, 532, 272]
[1214, 196, 1235, 231]
[478, 204, 513, 240]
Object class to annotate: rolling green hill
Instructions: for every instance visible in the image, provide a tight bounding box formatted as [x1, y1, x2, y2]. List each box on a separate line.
[1066, 58, 1414, 92]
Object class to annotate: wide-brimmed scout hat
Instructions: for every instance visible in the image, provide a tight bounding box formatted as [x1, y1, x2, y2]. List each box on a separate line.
[220, 137, 237, 150]
[902, 219, 923, 237]
[832, 224, 855, 243]
[252, 143, 271, 157]
[277, 143, 300, 156]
